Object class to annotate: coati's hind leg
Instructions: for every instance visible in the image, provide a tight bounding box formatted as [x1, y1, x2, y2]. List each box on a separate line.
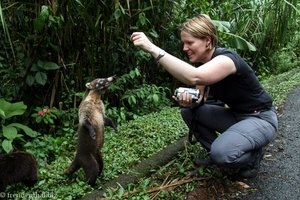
[0, 181, 6, 192]
[81, 154, 99, 186]
[65, 158, 80, 175]
[23, 178, 38, 187]
[95, 152, 104, 175]
[82, 119, 97, 139]
[23, 168, 38, 187]
[104, 116, 117, 132]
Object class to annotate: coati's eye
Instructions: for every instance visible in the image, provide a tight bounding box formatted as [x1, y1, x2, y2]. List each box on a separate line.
[97, 79, 105, 85]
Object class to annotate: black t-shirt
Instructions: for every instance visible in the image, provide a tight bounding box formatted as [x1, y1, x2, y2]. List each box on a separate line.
[208, 47, 273, 113]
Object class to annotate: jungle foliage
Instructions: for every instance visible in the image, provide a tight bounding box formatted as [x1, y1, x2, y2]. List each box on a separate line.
[0, 0, 300, 199]
[0, 0, 299, 156]
[1, 0, 299, 104]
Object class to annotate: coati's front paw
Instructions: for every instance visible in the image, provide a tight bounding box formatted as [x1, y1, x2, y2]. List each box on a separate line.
[104, 116, 118, 132]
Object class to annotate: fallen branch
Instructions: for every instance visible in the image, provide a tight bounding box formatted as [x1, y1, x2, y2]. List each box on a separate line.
[99, 176, 211, 200]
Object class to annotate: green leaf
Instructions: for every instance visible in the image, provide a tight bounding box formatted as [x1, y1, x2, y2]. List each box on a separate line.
[149, 30, 159, 38]
[43, 62, 60, 70]
[118, 3, 125, 15]
[26, 74, 35, 86]
[0, 109, 5, 119]
[34, 6, 50, 32]
[120, 112, 126, 121]
[48, 118, 54, 124]
[129, 70, 136, 78]
[75, 92, 84, 97]
[75, 0, 84, 7]
[3, 125, 18, 139]
[31, 63, 39, 71]
[0, 99, 27, 119]
[43, 118, 49, 124]
[40, 5, 50, 19]
[9, 123, 36, 137]
[213, 20, 231, 33]
[228, 34, 257, 51]
[34, 17, 45, 32]
[35, 72, 47, 85]
[2, 139, 13, 153]
[113, 8, 122, 21]
[152, 94, 159, 103]
[37, 60, 60, 70]
[117, 184, 125, 198]
[135, 68, 141, 76]
[36, 117, 42, 123]
[138, 12, 147, 26]
[128, 96, 137, 105]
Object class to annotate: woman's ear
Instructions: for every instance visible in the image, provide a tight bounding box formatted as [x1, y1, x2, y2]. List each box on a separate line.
[205, 36, 212, 50]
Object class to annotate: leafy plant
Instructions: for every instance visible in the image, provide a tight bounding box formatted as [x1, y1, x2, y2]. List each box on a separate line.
[26, 60, 60, 86]
[121, 84, 171, 113]
[32, 107, 56, 124]
[31, 105, 76, 135]
[213, 20, 256, 51]
[0, 99, 36, 153]
[106, 68, 172, 123]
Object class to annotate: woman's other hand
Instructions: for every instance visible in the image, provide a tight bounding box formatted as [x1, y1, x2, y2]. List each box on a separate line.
[173, 91, 203, 108]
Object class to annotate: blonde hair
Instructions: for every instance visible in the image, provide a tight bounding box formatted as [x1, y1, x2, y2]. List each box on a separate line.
[180, 14, 218, 49]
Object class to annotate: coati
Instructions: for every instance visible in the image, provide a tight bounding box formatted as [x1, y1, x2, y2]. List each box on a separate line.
[65, 75, 116, 186]
[0, 151, 38, 192]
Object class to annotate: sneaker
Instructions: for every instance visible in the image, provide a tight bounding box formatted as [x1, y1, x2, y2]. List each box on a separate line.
[193, 156, 213, 167]
[238, 148, 264, 178]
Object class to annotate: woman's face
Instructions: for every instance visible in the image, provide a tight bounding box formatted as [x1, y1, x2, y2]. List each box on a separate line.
[180, 31, 210, 63]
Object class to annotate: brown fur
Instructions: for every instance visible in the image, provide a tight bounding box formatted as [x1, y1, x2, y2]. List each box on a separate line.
[65, 76, 115, 186]
[0, 151, 38, 192]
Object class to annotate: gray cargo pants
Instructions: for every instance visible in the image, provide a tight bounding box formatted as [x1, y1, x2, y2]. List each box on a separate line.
[181, 104, 278, 168]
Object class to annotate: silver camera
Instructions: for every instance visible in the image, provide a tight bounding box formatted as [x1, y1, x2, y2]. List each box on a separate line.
[174, 87, 200, 102]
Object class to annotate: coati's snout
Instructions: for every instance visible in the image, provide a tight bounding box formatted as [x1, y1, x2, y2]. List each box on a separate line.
[85, 75, 116, 90]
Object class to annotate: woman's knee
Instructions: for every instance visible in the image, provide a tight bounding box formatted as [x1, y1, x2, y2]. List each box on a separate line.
[210, 142, 241, 166]
[210, 145, 229, 165]
[210, 140, 254, 168]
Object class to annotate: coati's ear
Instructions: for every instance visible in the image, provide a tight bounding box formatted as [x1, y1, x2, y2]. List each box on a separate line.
[85, 82, 92, 89]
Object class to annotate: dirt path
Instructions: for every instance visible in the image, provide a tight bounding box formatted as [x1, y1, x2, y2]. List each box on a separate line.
[243, 86, 300, 200]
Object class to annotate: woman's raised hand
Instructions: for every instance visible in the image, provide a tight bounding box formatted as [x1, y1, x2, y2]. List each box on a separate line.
[130, 32, 157, 53]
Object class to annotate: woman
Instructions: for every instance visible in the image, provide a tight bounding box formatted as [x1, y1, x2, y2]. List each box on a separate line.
[130, 14, 278, 178]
